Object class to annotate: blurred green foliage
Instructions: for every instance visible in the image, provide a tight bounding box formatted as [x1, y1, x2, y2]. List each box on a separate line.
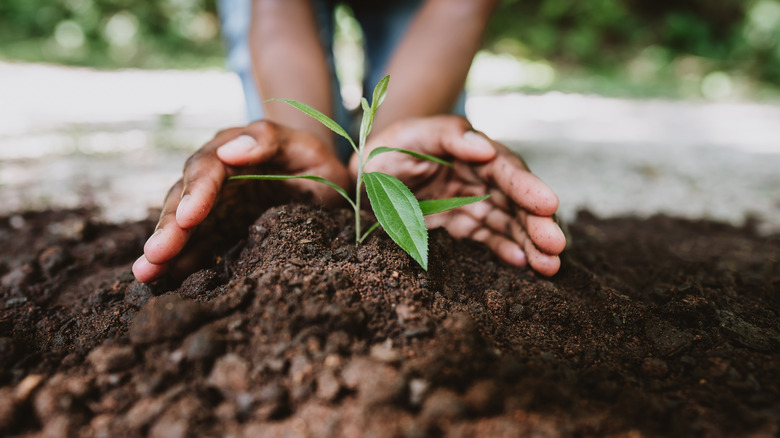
[486, 0, 780, 97]
[0, 0, 778, 97]
[0, 0, 224, 69]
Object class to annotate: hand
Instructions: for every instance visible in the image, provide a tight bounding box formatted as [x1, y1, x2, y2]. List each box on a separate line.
[351, 116, 566, 276]
[133, 120, 350, 283]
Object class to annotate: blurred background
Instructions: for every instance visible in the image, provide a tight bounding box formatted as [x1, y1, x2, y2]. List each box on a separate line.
[1, 0, 779, 231]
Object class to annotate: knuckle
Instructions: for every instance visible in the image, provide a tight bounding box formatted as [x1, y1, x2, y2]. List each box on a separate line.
[183, 151, 202, 172]
[247, 119, 279, 136]
[214, 126, 241, 138]
[165, 179, 184, 199]
[440, 114, 471, 129]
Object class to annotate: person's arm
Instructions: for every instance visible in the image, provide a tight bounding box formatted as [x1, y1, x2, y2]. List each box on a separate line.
[250, 0, 335, 150]
[373, 0, 499, 132]
[354, 1, 566, 276]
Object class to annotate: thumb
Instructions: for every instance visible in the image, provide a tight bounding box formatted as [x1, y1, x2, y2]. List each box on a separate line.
[442, 128, 497, 163]
[216, 135, 271, 166]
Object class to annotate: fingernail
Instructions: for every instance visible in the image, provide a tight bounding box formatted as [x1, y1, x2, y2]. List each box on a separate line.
[463, 131, 493, 154]
[144, 229, 164, 255]
[146, 228, 163, 244]
[219, 135, 257, 155]
[176, 194, 192, 219]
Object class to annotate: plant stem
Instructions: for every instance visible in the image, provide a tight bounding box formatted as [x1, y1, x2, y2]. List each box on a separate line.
[354, 145, 364, 246]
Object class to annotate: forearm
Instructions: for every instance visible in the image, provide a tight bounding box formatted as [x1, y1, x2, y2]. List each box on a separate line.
[250, 0, 335, 150]
[374, 0, 498, 132]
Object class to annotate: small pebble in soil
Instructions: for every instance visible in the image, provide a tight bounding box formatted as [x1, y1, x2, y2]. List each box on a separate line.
[421, 388, 467, 422]
[341, 358, 406, 406]
[315, 369, 342, 401]
[408, 378, 430, 407]
[8, 215, 25, 229]
[181, 325, 224, 362]
[370, 339, 401, 363]
[208, 353, 250, 398]
[289, 354, 314, 385]
[87, 343, 136, 373]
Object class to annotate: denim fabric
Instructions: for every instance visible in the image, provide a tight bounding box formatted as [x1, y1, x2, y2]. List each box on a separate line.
[217, 0, 263, 124]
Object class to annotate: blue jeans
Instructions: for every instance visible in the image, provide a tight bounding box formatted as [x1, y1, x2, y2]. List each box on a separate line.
[217, 0, 466, 162]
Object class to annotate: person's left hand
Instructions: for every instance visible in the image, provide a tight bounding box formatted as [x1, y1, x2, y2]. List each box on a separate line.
[350, 116, 566, 276]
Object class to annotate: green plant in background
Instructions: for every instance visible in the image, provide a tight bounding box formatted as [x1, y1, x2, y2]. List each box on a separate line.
[0, 0, 225, 69]
[231, 76, 489, 270]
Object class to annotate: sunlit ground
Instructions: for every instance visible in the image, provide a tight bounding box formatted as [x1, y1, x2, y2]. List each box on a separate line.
[1, 59, 779, 233]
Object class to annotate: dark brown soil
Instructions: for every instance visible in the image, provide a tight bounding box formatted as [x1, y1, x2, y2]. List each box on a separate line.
[1, 204, 778, 437]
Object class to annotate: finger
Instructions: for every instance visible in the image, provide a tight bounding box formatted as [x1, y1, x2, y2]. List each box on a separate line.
[216, 121, 283, 167]
[403, 116, 496, 162]
[471, 207, 563, 275]
[427, 213, 481, 239]
[216, 135, 266, 165]
[524, 215, 567, 255]
[509, 216, 565, 256]
[143, 180, 192, 265]
[523, 240, 561, 277]
[177, 147, 229, 230]
[165, 234, 223, 282]
[438, 123, 496, 163]
[463, 203, 564, 257]
[450, 195, 515, 236]
[471, 228, 527, 267]
[132, 255, 169, 284]
[502, 222, 561, 276]
[374, 116, 495, 163]
[479, 151, 559, 217]
[429, 211, 524, 265]
[432, 211, 560, 275]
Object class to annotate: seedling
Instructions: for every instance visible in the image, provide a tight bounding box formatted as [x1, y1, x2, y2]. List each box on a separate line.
[231, 76, 488, 270]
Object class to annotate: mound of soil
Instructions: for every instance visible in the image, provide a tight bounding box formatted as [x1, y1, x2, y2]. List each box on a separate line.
[1, 204, 778, 437]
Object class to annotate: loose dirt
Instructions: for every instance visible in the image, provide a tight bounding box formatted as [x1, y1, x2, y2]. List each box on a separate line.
[1, 203, 778, 437]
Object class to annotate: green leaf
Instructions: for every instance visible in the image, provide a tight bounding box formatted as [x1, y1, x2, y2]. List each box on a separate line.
[230, 174, 355, 208]
[359, 221, 381, 242]
[363, 172, 428, 270]
[372, 75, 390, 109]
[366, 146, 453, 168]
[359, 100, 373, 148]
[358, 76, 390, 157]
[267, 98, 356, 152]
[419, 195, 491, 215]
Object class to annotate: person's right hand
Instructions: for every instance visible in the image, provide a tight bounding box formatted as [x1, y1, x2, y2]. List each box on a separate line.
[132, 120, 350, 283]
[351, 116, 566, 277]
